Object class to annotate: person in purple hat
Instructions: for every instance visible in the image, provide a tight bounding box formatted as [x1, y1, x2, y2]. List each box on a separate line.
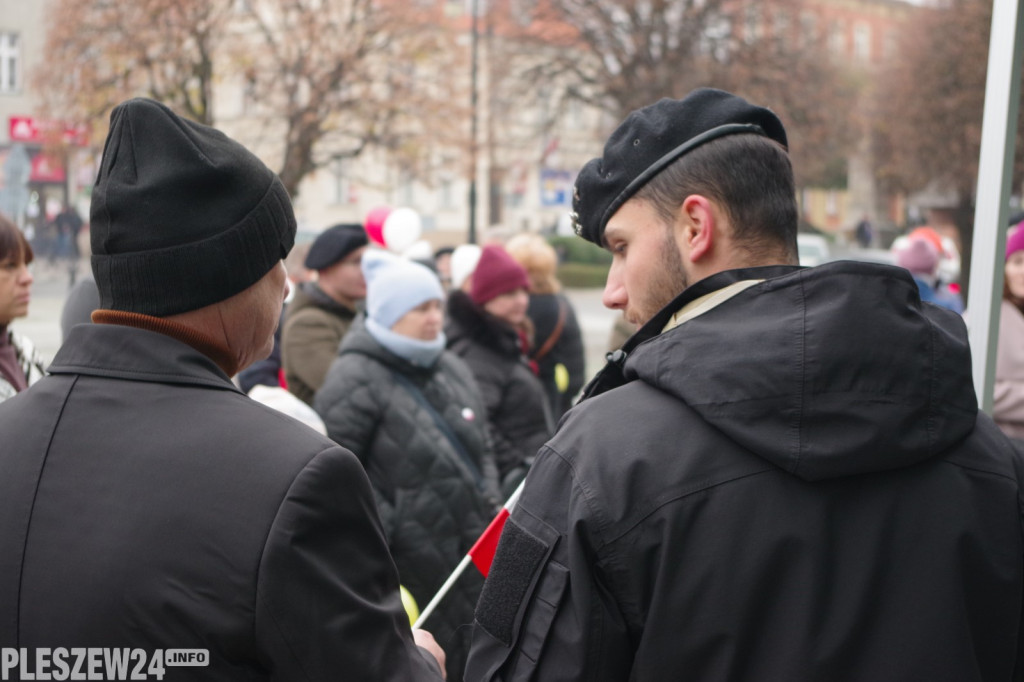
[465, 88, 1024, 681]
[993, 223, 1024, 439]
[445, 243, 554, 495]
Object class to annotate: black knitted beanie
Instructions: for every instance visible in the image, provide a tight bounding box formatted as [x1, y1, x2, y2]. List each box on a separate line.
[90, 98, 296, 316]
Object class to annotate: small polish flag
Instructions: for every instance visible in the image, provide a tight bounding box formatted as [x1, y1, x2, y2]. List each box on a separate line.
[413, 481, 524, 629]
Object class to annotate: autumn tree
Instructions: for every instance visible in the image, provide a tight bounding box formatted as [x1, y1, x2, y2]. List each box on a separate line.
[35, 0, 466, 198]
[487, 0, 858, 189]
[36, 0, 226, 126]
[874, 0, 1024, 294]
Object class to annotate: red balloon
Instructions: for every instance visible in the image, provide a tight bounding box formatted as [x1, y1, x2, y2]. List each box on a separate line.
[364, 206, 392, 246]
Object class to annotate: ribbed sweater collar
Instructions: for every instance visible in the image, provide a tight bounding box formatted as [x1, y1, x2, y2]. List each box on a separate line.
[91, 310, 238, 377]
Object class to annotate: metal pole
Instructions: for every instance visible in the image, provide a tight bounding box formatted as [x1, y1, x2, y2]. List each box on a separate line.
[967, 0, 1024, 413]
[468, 0, 479, 245]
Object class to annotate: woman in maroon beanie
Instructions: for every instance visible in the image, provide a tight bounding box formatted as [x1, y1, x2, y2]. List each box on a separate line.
[0, 214, 45, 403]
[446, 243, 554, 494]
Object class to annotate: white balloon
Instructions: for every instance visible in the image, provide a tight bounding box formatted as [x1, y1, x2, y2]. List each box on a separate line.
[403, 239, 433, 261]
[383, 207, 422, 253]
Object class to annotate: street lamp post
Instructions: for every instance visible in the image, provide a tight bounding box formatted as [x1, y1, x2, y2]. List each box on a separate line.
[468, 0, 479, 245]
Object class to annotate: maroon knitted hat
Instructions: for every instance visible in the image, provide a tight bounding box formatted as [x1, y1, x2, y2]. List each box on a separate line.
[470, 244, 530, 305]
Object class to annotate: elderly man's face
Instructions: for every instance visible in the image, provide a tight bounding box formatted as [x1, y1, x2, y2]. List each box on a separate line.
[601, 199, 689, 327]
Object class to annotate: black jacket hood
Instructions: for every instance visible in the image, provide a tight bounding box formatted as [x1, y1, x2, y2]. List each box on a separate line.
[594, 261, 978, 482]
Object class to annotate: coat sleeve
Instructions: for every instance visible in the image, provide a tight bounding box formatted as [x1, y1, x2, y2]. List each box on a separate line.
[468, 356, 533, 481]
[255, 444, 443, 682]
[464, 446, 634, 682]
[281, 311, 344, 397]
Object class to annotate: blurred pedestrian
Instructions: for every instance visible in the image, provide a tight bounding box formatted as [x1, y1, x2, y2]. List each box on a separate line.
[465, 88, 1024, 681]
[281, 223, 368, 405]
[0, 214, 45, 403]
[0, 98, 445, 680]
[855, 214, 873, 248]
[59, 276, 100, 342]
[434, 246, 456, 291]
[505, 232, 586, 419]
[316, 249, 500, 681]
[446, 244, 553, 493]
[893, 235, 964, 313]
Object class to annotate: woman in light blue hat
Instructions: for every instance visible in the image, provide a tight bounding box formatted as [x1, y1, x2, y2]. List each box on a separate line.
[314, 249, 500, 682]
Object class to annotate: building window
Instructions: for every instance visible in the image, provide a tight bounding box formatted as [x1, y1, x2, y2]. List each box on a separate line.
[330, 157, 354, 205]
[439, 176, 455, 209]
[799, 11, 817, 48]
[853, 22, 872, 62]
[828, 20, 846, 56]
[0, 33, 20, 94]
[773, 10, 790, 42]
[744, 5, 762, 44]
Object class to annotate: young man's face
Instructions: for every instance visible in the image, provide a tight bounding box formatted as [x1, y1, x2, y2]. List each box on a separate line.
[601, 199, 689, 327]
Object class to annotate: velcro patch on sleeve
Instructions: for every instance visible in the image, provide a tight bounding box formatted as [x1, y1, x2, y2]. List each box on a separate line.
[475, 518, 549, 646]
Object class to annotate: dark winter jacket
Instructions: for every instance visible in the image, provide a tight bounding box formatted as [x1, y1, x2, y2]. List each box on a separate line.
[446, 290, 553, 484]
[0, 323, 441, 681]
[466, 261, 1024, 682]
[526, 292, 586, 419]
[315, 318, 501, 680]
[281, 281, 358, 405]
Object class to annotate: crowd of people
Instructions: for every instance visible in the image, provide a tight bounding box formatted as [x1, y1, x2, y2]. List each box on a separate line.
[2, 87, 1024, 681]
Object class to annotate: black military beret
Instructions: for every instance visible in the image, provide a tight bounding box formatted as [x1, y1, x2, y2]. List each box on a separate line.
[304, 223, 369, 270]
[571, 88, 788, 245]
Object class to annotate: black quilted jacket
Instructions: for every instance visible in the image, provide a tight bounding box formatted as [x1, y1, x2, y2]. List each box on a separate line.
[315, 317, 500, 681]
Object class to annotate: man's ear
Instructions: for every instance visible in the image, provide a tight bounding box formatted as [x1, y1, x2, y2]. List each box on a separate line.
[680, 195, 716, 264]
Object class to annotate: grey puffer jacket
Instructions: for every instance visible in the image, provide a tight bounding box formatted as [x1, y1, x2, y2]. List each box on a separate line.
[314, 318, 500, 681]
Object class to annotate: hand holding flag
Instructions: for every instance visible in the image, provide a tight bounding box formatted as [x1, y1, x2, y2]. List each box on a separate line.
[412, 481, 524, 629]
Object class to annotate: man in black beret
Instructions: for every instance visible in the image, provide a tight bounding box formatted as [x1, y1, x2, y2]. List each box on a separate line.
[281, 223, 369, 405]
[0, 98, 446, 681]
[465, 88, 1024, 680]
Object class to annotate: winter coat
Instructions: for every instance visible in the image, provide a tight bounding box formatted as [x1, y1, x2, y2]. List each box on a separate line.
[445, 291, 554, 485]
[995, 298, 1024, 439]
[0, 327, 45, 403]
[0, 323, 441, 681]
[281, 281, 357, 405]
[467, 261, 1024, 682]
[315, 318, 501, 681]
[525, 292, 586, 419]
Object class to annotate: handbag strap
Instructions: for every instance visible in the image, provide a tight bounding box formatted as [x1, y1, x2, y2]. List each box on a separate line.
[531, 298, 566, 362]
[390, 371, 484, 488]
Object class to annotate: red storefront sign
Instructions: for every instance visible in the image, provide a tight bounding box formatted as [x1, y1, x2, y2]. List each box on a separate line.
[8, 116, 89, 147]
[29, 153, 66, 183]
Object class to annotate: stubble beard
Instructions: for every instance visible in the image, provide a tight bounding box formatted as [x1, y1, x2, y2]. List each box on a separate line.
[631, 229, 689, 327]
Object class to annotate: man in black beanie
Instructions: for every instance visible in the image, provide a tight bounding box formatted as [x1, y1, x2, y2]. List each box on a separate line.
[465, 88, 1024, 681]
[0, 98, 445, 681]
[281, 222, 368, 405]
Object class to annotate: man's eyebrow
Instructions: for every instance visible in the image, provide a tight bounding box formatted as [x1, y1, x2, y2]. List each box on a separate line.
[603, 226, 624, 249]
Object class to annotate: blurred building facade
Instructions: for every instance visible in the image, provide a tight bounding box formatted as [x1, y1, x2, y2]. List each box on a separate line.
[3, 0, 919, 247]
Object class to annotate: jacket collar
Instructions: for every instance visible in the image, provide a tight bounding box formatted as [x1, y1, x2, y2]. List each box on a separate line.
[49, 323, 243, 393]
[581, 265, 800, 400]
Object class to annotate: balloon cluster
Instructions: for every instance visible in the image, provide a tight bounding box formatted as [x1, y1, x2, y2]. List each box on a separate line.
[364, 206, 430, 259]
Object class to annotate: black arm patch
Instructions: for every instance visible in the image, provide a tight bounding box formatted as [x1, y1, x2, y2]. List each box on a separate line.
[475, 518, 549, 646]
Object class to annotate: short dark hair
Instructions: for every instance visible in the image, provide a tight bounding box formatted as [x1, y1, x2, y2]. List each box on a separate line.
[634, 134, 798, 264]
[0, 213, 33, 265]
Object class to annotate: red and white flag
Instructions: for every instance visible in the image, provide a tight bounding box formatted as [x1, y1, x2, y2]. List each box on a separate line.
[413, 481, 524, 628]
